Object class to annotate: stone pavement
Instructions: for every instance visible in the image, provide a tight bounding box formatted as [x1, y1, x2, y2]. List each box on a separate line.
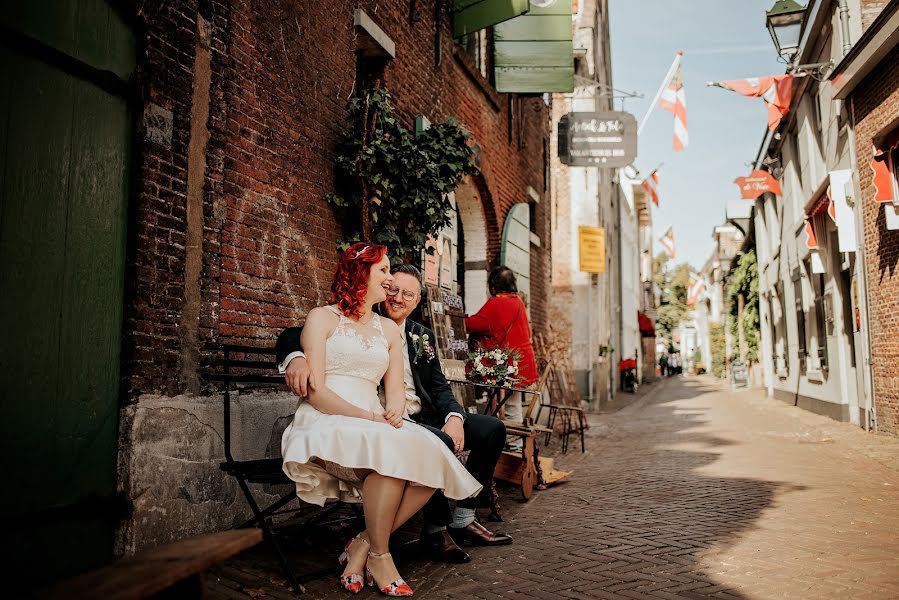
[209, 376, 899, 599]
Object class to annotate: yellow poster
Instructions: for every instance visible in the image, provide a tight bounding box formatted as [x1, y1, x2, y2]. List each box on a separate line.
[578, 226, 605, 273]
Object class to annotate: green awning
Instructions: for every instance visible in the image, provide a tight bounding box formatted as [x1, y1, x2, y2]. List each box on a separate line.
[494, 0, 574, 93]
[453, 0, 530, 39]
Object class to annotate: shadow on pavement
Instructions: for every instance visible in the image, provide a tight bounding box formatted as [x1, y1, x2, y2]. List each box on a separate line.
[209, 376, 805, 599]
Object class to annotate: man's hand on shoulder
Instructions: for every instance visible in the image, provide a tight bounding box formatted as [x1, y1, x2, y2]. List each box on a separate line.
[442, 414, 465, 454]
[285, 356, 315, 397]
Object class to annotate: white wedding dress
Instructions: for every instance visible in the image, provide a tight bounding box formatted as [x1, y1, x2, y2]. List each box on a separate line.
[281, 306, 482, 506]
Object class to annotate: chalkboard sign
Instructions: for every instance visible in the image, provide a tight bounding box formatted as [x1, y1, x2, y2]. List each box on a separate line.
[731, 360, 749, 388]
[423, 285, 469, 361]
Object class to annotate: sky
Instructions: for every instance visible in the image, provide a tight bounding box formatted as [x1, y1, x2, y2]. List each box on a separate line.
[609, 0, 786, 270]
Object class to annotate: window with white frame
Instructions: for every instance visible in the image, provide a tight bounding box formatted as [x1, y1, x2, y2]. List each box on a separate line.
[461, 29, 489, 81]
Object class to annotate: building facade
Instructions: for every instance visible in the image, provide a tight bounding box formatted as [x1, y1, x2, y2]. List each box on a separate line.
[753, 0, 884, 427]
[550, 0, 623, 405]
[830, 0, 899, 434]
[1, 0, 562, 579]
[694, 225, 744, 375]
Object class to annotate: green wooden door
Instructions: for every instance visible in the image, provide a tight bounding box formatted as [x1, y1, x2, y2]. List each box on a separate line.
[0, 0, 134, 581]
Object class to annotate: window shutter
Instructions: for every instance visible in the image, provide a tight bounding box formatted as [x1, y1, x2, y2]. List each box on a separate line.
[493, 0, 574, 93]
[501, 203, 531, 316]
[453, 0, 530, 39]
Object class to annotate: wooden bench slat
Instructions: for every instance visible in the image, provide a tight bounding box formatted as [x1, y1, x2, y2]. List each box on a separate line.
[39, 529, 262, 600]
[207, 358, 277, 369]
[203, 373, 284, 384]
[206, 343, 279, 355]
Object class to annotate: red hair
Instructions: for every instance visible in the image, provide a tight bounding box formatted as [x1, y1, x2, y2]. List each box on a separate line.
[329, 242, 388, 319]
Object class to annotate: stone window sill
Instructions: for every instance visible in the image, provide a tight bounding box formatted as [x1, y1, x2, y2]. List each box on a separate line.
[806, 368, 827, 383]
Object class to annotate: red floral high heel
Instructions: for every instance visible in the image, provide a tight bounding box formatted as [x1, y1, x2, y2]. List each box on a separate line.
[365, 550, 413, 597]
[338, 533, 368, 594]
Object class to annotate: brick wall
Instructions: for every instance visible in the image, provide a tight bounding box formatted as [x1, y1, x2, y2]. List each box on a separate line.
[860, 0, 889, 30]
[125, 0, 551, 398]
[852, 41, 899, 435]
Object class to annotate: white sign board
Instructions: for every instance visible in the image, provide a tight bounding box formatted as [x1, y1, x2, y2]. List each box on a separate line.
[829, 170, 856, 252]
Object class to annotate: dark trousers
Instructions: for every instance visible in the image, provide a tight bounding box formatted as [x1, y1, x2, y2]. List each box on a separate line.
[416, 413, 506, 527]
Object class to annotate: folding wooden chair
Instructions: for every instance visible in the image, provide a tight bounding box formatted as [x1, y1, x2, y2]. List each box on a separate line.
[533, 335, 588, 453]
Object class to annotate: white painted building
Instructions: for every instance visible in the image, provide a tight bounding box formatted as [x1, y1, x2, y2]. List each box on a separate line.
[752, 0, 872, 425]
[549, 0, 623, 405]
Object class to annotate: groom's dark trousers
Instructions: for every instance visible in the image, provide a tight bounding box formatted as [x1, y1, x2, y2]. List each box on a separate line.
[275, 323, 505, 525]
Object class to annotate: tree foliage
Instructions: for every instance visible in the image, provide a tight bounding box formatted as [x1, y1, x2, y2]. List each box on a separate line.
[326, 86, 478, 262]
[653, 252, 692, 346]
[727, 249, 760, 361]
[709, 322, 726, 378]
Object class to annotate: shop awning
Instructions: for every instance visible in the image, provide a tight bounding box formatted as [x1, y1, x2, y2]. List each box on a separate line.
[871, 129, 899, 203]
[493, 0, 574, 93]
[453, 0, 530, 38]
[638, 312, 655, 337]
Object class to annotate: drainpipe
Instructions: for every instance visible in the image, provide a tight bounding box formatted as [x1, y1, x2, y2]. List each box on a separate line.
[838, 0, 852, 56]
[847, 96, 878, 432]
[837, 0, 876, 432]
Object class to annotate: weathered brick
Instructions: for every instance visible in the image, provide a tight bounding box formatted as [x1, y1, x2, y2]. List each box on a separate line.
[851, 41, 899, 435]
[123, 0, 552, 398]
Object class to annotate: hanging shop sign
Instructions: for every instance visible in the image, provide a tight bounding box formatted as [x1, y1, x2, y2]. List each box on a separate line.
[578, 225, 606, 273]
[558, 111, 637, 167]
[733, 169, 782, 199]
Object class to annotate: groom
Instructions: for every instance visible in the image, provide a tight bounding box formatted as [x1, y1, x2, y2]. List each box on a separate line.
[276, 264, 512, 563]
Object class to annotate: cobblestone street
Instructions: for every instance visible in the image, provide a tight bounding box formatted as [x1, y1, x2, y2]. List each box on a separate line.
[211, 376, 899, 599]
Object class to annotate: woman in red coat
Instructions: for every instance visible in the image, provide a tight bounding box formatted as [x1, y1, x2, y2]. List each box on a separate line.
[465, 266, 538, 433]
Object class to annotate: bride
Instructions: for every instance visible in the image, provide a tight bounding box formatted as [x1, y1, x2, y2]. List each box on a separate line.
[281, 242, 481, 597]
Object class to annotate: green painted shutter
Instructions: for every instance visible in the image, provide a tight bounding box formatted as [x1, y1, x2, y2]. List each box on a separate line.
[500, 203, 531, 314]
[453, 0, 530, 39]
[494, 0, 574, 93]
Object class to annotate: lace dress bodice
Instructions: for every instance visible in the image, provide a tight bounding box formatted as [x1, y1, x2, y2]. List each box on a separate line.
[324, 307, 389, 411]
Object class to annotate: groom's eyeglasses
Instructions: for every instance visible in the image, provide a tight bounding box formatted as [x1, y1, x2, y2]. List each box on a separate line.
[386, 286, 418, 302]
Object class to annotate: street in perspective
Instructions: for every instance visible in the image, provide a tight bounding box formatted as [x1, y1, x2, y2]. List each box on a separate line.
[2, 0, 898, 599]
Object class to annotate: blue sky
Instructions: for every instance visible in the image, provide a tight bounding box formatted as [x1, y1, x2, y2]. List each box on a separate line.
[609, 0, 786, 269]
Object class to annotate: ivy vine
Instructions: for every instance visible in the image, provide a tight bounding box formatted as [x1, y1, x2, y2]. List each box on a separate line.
[326, 86, 478, 262]
[727, 249, 760, 362]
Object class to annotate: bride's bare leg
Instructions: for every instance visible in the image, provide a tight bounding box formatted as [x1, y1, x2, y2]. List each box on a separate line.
[361, 477, 413, 588]
[340, 469, 374, 580]
[390, 485, 436, 533]
[361, 473, 405, 553]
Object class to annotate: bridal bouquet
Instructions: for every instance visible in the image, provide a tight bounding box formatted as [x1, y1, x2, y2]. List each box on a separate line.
[464, 347, 520, 388]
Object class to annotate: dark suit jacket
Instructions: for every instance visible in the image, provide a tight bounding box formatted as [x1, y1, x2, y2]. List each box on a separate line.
[275, 319, 465, 429]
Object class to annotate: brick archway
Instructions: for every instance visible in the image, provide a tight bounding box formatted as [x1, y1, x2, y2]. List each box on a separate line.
[455, 174, 497, 314]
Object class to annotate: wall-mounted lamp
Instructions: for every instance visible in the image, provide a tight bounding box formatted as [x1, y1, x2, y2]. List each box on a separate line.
[765, 0, 806, 61]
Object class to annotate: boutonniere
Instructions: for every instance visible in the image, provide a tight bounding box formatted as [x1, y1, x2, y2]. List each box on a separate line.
[409, 329, 436, 364]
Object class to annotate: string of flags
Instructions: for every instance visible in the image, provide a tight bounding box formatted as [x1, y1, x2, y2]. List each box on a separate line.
[641, 53, 685, 260]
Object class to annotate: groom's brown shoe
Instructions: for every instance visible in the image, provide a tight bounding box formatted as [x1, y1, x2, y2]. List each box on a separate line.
[420, 529, 471, 564]
[448, 521, 513, 546]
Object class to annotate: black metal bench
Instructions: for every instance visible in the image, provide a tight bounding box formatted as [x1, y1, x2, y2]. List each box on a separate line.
[202, 342, 361, 595]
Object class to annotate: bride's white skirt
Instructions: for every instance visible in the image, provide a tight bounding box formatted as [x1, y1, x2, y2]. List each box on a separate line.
[281, 402, 482, 506]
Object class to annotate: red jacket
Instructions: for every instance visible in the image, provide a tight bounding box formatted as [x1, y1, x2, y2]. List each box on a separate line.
[465, 294, 538, 386]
